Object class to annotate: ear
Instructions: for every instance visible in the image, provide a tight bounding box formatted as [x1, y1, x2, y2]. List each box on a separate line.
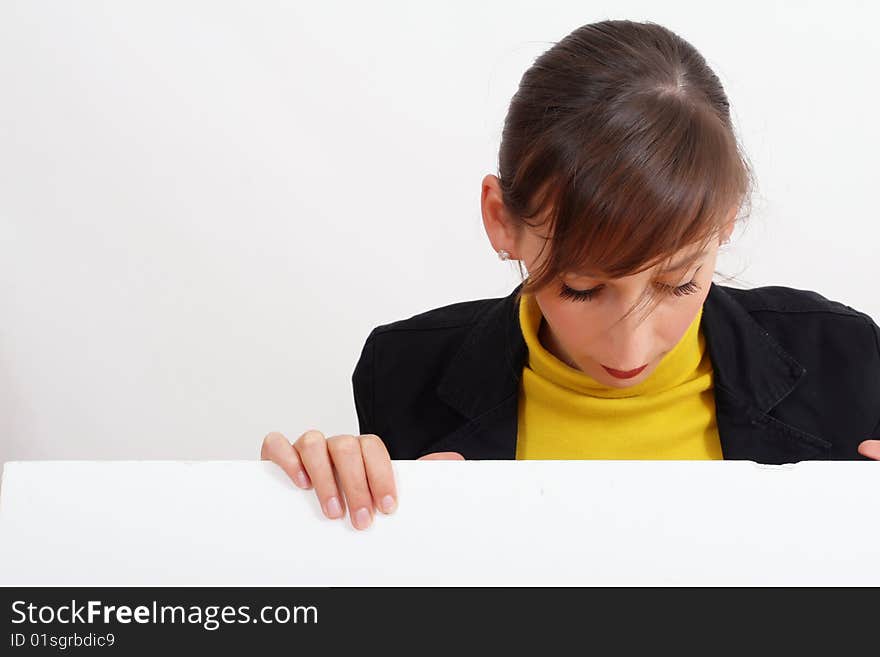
[481, 174, 521, 257]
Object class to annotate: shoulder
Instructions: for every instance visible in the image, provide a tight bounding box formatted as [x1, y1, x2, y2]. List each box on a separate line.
[370, 296, 497, 334]
[351, 290, 506, 385]
[720, 283, 879, 344]
[359, 293, 503, 356]
[722, 283, 872, 318]
[719, 284, 880, 414]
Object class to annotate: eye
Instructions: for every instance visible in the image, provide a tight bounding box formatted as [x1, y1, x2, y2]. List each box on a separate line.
[558, 278, 702, 302]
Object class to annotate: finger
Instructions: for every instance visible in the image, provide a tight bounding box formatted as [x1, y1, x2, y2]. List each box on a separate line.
[417, 451, 466, 460]
[857, 439, 880, 460]
[260, 431, 312, 489]
[359, 434, 398, 514]
[294, 429, 345, 520]
[327, 434, 374, 530]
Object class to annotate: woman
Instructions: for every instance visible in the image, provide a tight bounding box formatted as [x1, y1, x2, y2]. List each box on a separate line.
[260, 19, 880, 531]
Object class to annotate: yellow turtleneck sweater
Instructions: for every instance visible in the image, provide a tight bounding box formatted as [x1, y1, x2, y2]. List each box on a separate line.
[515, 292, 723, 460]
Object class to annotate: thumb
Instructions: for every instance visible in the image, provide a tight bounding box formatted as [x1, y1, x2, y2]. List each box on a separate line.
[417, 451, 465, 461]
[857, 439, 880, 460]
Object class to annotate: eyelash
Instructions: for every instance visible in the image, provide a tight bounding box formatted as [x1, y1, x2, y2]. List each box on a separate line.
[558, 278, 702, 302]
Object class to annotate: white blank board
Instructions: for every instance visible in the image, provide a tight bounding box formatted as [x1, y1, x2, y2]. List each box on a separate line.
[0, 460, 878, 586]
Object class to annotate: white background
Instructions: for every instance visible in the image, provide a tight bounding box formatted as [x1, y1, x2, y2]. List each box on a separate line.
[2, 1, 878, 466]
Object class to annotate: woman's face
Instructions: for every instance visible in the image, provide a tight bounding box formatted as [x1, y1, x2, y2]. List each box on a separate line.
[515, 225, 726, 388]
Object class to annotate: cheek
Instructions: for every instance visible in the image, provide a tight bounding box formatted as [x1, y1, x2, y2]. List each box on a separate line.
[534, 293, 598, 344]
[658, 288, 710, 345]
[659, 309, 696, 342]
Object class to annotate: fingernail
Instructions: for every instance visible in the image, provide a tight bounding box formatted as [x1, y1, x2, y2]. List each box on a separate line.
[354, 507, 372, 530]
[294, 470, 311, 488]
[381, 494, 396, 513]
[325, 496, 342, 518]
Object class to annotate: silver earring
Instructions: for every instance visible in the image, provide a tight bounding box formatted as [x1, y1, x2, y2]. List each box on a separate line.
[497, 249, 511, 261]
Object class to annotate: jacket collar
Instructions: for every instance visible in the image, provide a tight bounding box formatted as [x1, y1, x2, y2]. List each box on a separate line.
[429, 281, 832, 462]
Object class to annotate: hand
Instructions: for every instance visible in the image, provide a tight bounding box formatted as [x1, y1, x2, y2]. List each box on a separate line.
[260, 430, 463, 530]
[857, 439, 880, 459]
[416, 451, 465, 460]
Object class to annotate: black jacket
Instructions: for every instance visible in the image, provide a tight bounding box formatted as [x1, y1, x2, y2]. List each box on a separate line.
[351, 281, 880, 463]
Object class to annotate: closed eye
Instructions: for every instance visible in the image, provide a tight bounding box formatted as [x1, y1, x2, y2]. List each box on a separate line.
[558, 273, 702, 303]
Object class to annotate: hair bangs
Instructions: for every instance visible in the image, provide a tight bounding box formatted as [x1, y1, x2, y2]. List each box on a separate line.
[517, 103, 748, 326]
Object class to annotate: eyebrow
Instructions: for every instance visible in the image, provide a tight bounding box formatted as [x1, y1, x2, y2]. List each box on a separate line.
[573, 249, 708, 279]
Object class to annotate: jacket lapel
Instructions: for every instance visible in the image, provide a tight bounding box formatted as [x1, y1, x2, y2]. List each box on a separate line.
[429, 282, 526, 459]
[428, 281, 832, 463]
[699, 282, 832, 461]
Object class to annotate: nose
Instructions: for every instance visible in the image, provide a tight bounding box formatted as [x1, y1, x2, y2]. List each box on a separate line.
[601, 303, 654, 370]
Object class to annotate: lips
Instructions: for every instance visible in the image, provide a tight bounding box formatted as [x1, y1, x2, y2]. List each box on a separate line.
[602, 364, 648, 379]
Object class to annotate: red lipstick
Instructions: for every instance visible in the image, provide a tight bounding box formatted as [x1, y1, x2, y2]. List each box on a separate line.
[602, 364, 648, 379]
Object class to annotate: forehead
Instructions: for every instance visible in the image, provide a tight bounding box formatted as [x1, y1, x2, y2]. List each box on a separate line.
[568, 245, 710, 279]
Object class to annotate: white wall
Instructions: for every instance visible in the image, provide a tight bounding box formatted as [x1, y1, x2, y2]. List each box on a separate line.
[2, 0, 878, 465]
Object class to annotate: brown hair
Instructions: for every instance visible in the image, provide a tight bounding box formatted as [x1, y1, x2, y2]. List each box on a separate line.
[497, 19, 755, 326]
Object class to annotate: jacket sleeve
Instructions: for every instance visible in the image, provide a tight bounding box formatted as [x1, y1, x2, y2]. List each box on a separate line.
[351, 328, 377, 436]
